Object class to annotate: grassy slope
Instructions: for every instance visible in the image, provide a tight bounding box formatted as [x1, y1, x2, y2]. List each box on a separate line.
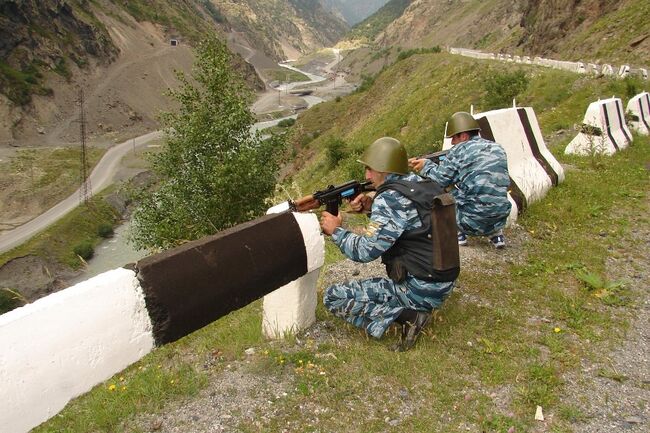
[551, 1, 650, 65]
[345, 0, 412, 43]
[33, 51, 650, 432]
[289, 52, 646, 191]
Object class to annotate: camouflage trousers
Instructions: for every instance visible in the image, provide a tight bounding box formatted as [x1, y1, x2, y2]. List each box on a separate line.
[323, 276, 454, 338]
[456, 204, 509, 237]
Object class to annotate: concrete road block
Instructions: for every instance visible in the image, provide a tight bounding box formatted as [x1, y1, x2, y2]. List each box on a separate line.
[566, 97, 632, 155]
[0, 268, 154, 433]
[263, 206, 324, 339]
[627, 92, 650, 135]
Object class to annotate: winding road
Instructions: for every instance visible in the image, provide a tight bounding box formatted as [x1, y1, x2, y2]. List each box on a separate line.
[0, 50, 350, 255]
[0, 131, 163, 254]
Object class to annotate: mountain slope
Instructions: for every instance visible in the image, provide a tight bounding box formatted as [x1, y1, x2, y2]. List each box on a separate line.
[344, 0, 412, 43]
[320, 0, 390, 25]
[375, 0, 649, 66]
[0, 0, 348, 145]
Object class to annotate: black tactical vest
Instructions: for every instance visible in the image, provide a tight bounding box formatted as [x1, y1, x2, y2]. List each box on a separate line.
[376, 179, 460, 283]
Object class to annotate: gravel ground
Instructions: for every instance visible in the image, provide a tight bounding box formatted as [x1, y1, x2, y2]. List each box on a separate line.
[127, 214, 648, 432]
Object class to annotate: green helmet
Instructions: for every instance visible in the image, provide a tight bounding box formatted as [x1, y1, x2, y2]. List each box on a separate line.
[357, 137, 408, 174]
[446, 111, 480, 137]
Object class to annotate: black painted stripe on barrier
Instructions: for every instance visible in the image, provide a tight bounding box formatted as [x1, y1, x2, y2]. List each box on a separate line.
[136, 212, 308, 345]
[517, 108, 559, 186]
[615, 99, 631, 144]
[477, 116, 528, 213]
[602, 103, 619, 150]
[641, 94, 650, 131]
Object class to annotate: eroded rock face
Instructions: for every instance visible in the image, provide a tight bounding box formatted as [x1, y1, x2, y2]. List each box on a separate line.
[0, 0, 118, 72]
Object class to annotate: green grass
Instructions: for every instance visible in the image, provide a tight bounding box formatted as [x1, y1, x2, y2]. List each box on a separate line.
[0, 190, 120, 269]
[34, 136, 650, 432]
[263, 68, 311, 83]
[29, 46, 650, 431]
[4, 147, 104, 208]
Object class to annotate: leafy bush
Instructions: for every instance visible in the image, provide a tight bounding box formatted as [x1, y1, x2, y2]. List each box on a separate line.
[73, 241, 94, 260]
[397, 46, 442, 61]
[483, 70, 529, 110]
[277, 118, 296, 128]
[97, 223, 114, 238]
[356, 74, 376, 93]
[130, 36, 286, 250]
[325, 137, 348, 168]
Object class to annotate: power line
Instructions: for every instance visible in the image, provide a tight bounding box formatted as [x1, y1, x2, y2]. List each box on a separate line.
[78, 89, 91, 205]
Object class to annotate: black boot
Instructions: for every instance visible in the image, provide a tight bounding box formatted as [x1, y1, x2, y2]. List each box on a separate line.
[392, 309, 432, 352]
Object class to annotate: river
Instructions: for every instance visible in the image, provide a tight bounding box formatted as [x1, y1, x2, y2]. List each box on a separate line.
[72, 62, 338, 282]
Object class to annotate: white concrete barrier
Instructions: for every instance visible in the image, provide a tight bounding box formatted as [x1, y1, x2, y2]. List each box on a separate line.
[566, 97, 633, 155]
[264, 204, 324, 339]
[1, 210, 325, 432]
[627, 92, 650, 135]
[587, 63, 600, 74]
[602, 64, 614, 75]
[0, 269, 155, 433]
[442, 107, 564, 220]
[618, 65, 630, 78]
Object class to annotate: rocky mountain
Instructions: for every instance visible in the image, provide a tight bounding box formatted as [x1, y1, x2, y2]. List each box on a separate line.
[319, 0, 390, 25]
[0, 0, 348, 145]
[352, 0, 648, 66]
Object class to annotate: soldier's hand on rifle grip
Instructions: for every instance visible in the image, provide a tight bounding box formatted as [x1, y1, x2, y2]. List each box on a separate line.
[320, 211, 342, 236]
[349, 193, 373, 214]
[408, 157, 426, 172]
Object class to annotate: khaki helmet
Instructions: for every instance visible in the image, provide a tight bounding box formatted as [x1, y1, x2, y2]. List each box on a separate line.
[357, 137, 408, 174]
[445, 111, 480, 137]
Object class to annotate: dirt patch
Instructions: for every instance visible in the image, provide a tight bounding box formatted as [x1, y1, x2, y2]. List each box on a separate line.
[0, 255, 79, 302]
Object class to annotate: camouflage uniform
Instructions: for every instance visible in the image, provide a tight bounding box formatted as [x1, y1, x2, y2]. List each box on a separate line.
[324, 172, 455, 338]
[420, 136, 511, 236]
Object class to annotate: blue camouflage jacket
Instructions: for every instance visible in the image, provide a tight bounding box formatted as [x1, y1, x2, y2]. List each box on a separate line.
[420, 136, 511, 235]
[331, 173, 454, 295]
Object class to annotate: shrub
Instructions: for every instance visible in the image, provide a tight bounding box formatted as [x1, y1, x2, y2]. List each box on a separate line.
[73, 241, 94, 260]
[97, 223, 114, 238]
[356, 74, 375, 93]
[483, 70, 529, 110]
[325, 137, 348, 168]
[277, 118, 296, 128]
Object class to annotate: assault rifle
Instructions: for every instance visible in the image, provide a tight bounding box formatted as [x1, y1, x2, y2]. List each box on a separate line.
[289, 180, 375, 215]
[419, 149, 449, 164]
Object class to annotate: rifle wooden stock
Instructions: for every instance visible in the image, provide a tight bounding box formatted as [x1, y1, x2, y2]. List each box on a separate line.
[289, 180, 375, 214]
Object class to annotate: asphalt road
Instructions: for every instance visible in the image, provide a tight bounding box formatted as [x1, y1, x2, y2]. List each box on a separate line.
[0, 52, 351, 255]
[0, 131, 163, 254]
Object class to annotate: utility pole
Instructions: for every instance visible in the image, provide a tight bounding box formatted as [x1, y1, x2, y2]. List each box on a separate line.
[78, 89, 91, 205]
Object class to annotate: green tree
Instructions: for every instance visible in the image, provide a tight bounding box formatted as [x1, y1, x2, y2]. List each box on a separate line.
[130, 36, 285, 250]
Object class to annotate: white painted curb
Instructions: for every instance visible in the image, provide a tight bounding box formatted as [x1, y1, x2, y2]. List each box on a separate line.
[263, 206, 325, 339]
[0, 268, 154, 433]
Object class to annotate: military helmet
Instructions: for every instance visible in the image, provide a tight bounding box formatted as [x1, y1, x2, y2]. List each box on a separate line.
[445, 111, 480, 137]
[357, 137, 408, 174]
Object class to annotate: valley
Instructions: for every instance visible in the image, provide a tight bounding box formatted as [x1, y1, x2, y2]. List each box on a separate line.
[0, 1, 648, 432]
